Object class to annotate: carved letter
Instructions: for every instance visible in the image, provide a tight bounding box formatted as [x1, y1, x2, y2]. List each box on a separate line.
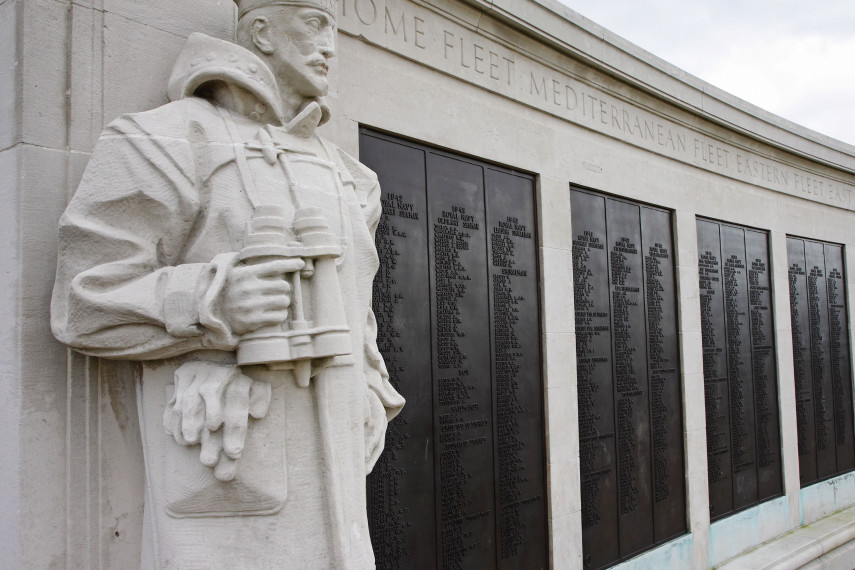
[489, 51, 500, 80]
[444, 30, 455, 59]
[611, 105, 620, 130]
[504, 56, 514, 85]
[530, 72, 547, 99]
[355, 0, 377, 26]
[565, 85, 578, 110]
[459, 37, 471, 69]
[414, 16, 426, 49]
[474, 44, 486, 74]
[384, 7, 406, 41]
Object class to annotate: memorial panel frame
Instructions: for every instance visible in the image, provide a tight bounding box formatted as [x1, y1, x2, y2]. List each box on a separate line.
[787, 236, 855, 488]
[360, 129, 549, 569]
[571, 187, 687, 570]
[696, 218, 783, 522]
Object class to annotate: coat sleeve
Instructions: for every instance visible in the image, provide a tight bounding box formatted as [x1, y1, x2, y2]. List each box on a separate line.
[51, 110, 239, 360]
[335, 147, 406, 421]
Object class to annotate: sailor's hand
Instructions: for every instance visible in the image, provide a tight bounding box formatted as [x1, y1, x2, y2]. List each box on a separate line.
[164, 361, 272, 481]
[223, 258, 304, 335]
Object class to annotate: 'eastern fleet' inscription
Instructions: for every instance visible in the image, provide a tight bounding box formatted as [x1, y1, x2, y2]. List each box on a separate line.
[572, 188, 685, 570]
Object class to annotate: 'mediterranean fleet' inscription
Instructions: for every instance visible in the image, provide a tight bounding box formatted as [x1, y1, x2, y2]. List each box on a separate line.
[340, 0, 854, 210]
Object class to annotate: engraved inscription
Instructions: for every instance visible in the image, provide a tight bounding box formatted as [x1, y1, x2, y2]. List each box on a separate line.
[827, 267, 848, 447]
[433, 202, 490, 569]
[723, 253, 751, 474]
[370, 192, 416, 566]
[364, 133, 548, 569]
[699, 247, 728, 488]
[808, 264, 830, 453]
[573, 189, 685, 570]
[491, 215, 542, 560]
[788, 237, 855, 487]
[698, 220, 781, 519]
[749, 258, 775, 469]
[789, 259, 812, 461]
[611, 236, 641, 515]
[646, 243, 673, 503]
[573, 229, 611, 531]
[340, 0, 855, 210]
[363, 134, 438, 570]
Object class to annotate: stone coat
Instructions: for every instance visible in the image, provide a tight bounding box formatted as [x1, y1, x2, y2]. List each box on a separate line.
[51, 33, 404, 569]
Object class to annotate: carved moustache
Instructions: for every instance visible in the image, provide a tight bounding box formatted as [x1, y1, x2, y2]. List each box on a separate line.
[308, 58, 329, 73]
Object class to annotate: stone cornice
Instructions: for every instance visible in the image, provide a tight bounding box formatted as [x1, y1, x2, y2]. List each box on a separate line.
[457, 0, 855, 175]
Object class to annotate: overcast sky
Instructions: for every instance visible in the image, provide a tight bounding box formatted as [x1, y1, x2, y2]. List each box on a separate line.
[556, 0, 855, 147]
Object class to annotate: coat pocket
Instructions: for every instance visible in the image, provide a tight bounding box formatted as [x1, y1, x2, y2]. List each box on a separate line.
[161, 374, 288, 518]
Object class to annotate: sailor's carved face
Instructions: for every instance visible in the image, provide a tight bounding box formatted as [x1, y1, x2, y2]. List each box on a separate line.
[264, 7, 337, 100]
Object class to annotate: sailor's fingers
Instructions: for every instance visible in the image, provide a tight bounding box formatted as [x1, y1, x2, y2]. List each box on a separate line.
[251, 295, 292, 312]
[250, 258, 305, 279]
[222, 374, 252, 459]
[163, 384, 178, 436]
[257, 278, 291, 298]
[199, 428, 223, 469]
[214, 455, 238, 482]
[181, 374, 207, 444]
[225, 295, 291, 334]
[198, 366, 235, 432]
[167, 366, 198, 445]
[224, 259, 300, 334]
[248, 380, 272, 419]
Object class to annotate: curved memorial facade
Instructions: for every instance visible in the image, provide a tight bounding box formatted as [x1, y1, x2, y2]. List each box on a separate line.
[3, 0, 855, 568]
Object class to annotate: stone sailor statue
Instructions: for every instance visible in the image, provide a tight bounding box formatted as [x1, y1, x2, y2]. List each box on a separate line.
[50, 0, 404, 567]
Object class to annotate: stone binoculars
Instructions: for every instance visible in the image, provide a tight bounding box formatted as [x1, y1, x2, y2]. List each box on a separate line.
[237, 204, 352, 387]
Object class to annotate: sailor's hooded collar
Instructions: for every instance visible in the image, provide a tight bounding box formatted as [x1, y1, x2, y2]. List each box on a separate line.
[167, 32, 331, 133]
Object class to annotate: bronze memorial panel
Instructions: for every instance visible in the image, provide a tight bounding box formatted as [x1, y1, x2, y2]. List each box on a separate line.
[361, 129, 547, 569]
[697, 219, 782, 521]
[788, 237, 855, 487]
[571, 188, 686, 570]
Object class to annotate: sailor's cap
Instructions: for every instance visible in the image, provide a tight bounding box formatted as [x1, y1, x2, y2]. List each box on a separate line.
[234, 0, 337, 18]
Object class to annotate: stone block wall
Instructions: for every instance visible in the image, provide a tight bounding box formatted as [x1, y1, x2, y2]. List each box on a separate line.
[0, 2, 233, 566]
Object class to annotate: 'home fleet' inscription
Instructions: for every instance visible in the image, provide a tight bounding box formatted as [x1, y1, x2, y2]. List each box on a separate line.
[340, 0, 855, 210]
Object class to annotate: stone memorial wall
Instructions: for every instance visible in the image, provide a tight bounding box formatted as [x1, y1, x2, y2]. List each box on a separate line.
[571, 188, 685, 570]
[6, 0, 855, 568]
[696, 220, 782, 520]
[361, 130, 547, 569]
[787, 237, 855, 486]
